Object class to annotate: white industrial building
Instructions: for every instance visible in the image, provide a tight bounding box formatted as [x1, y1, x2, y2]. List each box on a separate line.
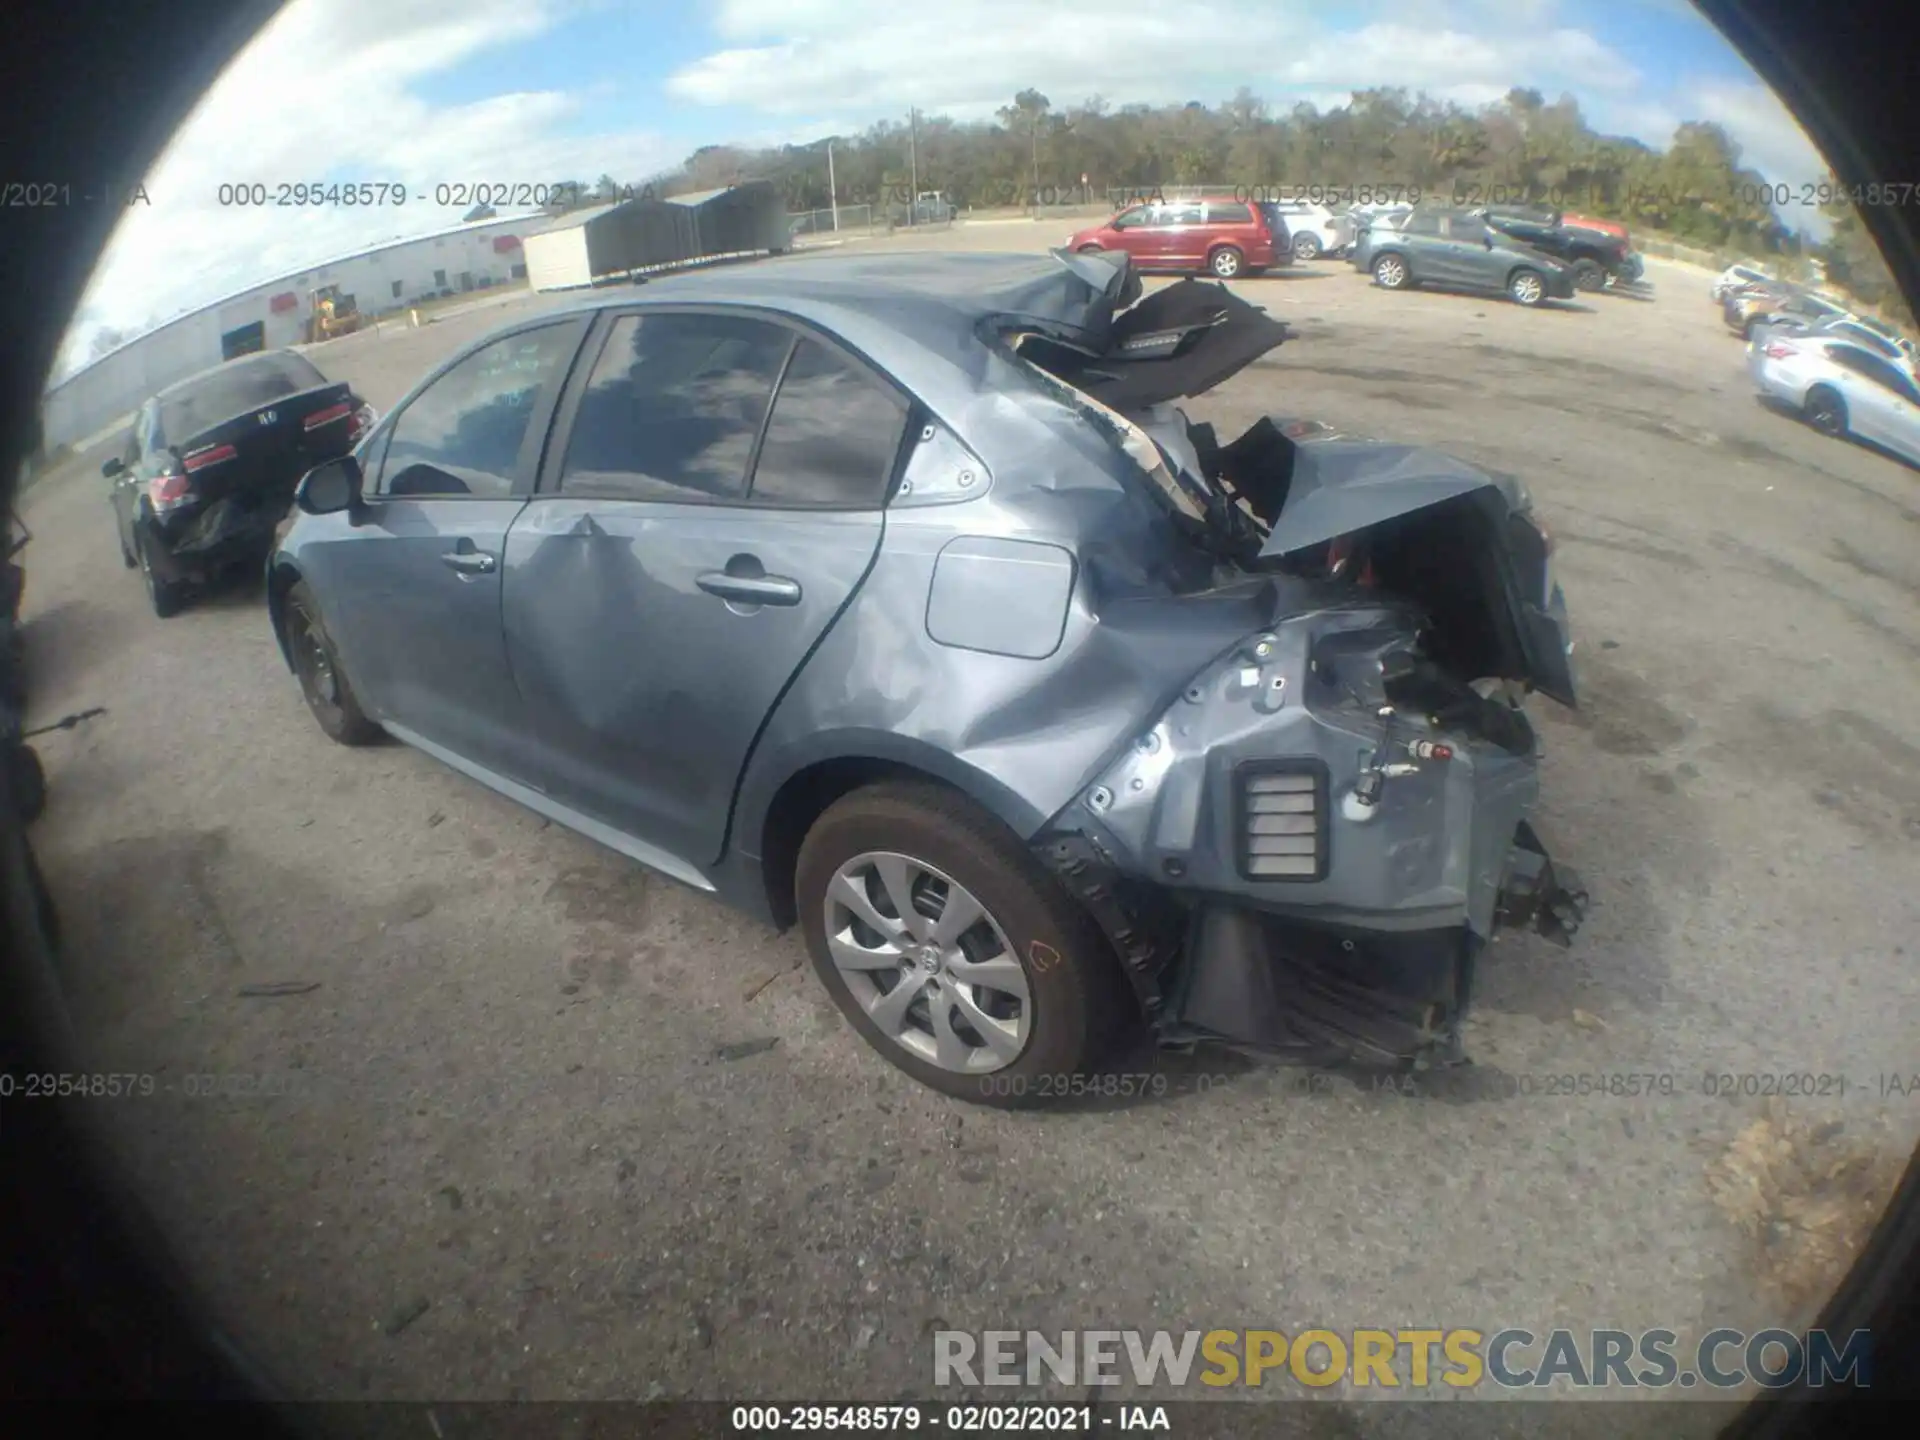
[41, 213, 542, 451]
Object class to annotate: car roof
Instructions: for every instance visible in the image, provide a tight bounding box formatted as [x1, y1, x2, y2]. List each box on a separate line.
[488, 251, 1131, 480]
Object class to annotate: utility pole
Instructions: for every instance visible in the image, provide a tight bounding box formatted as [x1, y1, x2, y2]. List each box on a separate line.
[827, 138, 839, 232]
[1030, 118, 1040, 217]
[909, 107, 919, 227]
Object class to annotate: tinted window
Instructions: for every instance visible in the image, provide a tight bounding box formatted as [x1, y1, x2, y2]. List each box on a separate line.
[1109, 206, 1148, 230]
[750, 338, 909, 508]
[379, 324, 579, 499]
[559, 312, 793, 503]
[1834, 346, 1920, 400]
[1151, 202, 1205, 227]
[1404, 210, 1443, 236]
[1207, 201, 1254, 224]
[157, 351, 328, 441]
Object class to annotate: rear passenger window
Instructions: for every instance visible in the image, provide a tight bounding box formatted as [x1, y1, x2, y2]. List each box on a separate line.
[1207, 201, 1254, 224]
[559, 312, 793, 503]
[750, 338, 908, 508]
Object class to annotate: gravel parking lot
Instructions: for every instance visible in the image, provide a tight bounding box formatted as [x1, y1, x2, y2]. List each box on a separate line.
[18, 221, 1920, 1427]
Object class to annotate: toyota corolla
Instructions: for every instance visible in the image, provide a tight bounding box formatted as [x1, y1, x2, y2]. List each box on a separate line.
[268, 249, 1588, 1104]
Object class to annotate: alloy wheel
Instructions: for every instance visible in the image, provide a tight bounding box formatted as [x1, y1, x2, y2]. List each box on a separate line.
[1374, 255, 1407, 289]
[822, 850, 1030, 1074]
[1209, 248, 1242, 278]
[1511, 271, 1545, 305]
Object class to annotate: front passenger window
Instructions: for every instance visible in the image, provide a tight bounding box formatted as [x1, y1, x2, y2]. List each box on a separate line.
[558, 312, 793, 503]
[377, 324, 579, 499]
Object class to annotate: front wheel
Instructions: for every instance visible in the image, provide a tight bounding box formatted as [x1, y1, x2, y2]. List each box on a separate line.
[1207, 245, 1244, 279]
[1508, 268, 1547, 306]
[795, 782, 1131, 1106]
[1372, 253, 1410, 289]
[284, 580, 381, 745]
[1804, 385, 1849, 439]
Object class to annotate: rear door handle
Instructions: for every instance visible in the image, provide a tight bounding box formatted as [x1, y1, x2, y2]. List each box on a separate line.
[441, 550, 497, 575]
[696, 571, 802, 607]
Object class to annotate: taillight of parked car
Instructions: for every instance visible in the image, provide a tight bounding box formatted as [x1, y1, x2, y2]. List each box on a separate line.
[1763, 341, 1798, 360]
[148, 468, 193, 515]
[182, 443, 236, 474]
[304, 401, 354, 432]
[347, 402, 378, 444]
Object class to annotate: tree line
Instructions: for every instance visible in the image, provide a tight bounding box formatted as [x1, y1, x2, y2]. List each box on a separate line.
[536, 85, 1907, 322]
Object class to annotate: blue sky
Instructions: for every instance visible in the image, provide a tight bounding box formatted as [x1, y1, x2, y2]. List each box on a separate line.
[58, 0, 1829, 378]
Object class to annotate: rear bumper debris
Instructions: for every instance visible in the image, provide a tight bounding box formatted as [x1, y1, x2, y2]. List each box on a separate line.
[1493, 819, 1589, 946]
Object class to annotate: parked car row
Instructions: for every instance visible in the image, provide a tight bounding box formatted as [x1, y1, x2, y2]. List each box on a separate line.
[1721, 267, 1920, 467]
[102, 247, 1590, 1104]
[1068, 196, 1647, 309]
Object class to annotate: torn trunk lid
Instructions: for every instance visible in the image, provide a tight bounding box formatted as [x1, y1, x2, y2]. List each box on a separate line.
[1020, 258, 1294, 409]
[1256, 429, 1577, 707]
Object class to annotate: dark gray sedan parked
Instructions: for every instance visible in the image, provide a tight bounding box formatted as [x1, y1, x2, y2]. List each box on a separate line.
[1352, 206, 1577, 306]
[270, 249, 1587, 1103]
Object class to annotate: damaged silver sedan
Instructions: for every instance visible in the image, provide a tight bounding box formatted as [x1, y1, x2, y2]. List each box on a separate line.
[269, 247, 1588, 1103]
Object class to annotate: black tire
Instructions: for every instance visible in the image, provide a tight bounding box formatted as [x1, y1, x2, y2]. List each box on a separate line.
[1207, 245, 1244, 279]
[1076, 244, 1105, 255]
[284, 580, 381, 745]
[134, 527, 185, 618]
[11, 744, 46, 824]
[1804, 385, 1849, 439]
[119, 526, 137, 569]
[1571, 258, 1605, 292]
[1372, 252, 1411, 290]
[1290, 232, 1321, 261]
[1508, 267, 1547, 306]
[795, 782, 1132, 1107]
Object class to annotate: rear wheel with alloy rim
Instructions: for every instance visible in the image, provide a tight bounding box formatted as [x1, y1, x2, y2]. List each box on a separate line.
[1207, 245, 1244, 279]
[135, 528, 184, 618]
[1571, 259, 1605, 291]
[1508, 268, 1547, 306]
[284, 580, 380, 745]
[1290, 233, 1321, 261]
[1804, 385, 1849, 439]
[795, 782, 1131, 1105]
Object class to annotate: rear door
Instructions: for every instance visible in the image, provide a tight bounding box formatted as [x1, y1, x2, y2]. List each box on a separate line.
[1204, 199, 1265, 265]
[502, 308, 910, 869]
[308, 318, 588, 780]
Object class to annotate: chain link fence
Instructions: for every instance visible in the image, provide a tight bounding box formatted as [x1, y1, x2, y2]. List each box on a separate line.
[788, 204, 876, 238]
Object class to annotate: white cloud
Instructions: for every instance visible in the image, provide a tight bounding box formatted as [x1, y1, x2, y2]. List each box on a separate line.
[57, 0, 678, 380]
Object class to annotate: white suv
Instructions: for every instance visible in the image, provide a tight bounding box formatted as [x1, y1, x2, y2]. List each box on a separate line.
[1267, 201, 1355, 261]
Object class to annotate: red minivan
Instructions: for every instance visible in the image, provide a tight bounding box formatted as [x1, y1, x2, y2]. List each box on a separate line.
[1066, 197, 1290, 279]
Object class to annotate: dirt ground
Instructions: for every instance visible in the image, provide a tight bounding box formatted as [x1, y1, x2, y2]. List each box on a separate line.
[16, 219, 1920, 1427]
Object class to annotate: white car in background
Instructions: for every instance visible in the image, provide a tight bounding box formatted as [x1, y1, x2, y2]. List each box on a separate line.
[1266, 200, 1355, 260]
[1712, 263, 1774, 303]
[1749, 330, 1920, 465]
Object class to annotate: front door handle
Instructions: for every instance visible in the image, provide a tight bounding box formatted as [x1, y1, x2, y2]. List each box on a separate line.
[441, 550, 497, 575]
[696, 571, 802, 607]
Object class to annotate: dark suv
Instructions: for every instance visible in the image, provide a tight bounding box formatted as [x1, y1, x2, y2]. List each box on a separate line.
[1067, 197, 1290, 279]
[1475, 206, 1643, 291]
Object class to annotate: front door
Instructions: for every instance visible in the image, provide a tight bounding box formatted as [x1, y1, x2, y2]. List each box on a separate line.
[503, 309, 909, 868]
[314, 319, 586, 781]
